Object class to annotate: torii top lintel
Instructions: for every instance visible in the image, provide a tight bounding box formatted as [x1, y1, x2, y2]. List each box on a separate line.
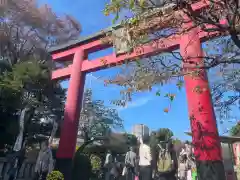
[50, 0, 217, 80]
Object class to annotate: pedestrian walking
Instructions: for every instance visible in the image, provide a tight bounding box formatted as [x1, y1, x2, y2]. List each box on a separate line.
[125, 147, 137, 180]
[34, 140, 53, 180]
[138, 137, 152, 180]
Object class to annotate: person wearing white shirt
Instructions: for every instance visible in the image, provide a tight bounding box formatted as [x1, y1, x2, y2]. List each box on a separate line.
[138, 137, 152, 180]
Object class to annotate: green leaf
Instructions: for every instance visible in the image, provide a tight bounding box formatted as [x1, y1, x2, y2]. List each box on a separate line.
[129, 0, 134, 9]
[139, 0, 145, 7]
[156, 91, 161, 96]
[112, 12, 119, 24]
[169, 94, 175, 101]
[136, 59, 141, 67]
[176, 80, 184, 90]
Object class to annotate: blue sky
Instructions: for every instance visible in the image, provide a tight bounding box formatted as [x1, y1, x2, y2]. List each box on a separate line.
[37, 0, 236, 140]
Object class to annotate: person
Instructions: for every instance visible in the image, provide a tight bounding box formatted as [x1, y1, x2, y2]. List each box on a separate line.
[178, 152, 188, 180]
[125, 146, 137, 180]
[186, 150, 196, 180]
[154, 140, 178, 180]
[34, 140, 53, 180]
[104, 150, 113, 180]
[138, 137, 152, 180]
[8, 140, 27, 180]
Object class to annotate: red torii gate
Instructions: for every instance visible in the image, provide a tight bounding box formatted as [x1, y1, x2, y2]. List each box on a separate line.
[50, 1, 226, 180]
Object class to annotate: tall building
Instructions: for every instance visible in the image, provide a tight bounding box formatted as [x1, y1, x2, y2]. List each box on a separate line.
[132, 124, 150, 140]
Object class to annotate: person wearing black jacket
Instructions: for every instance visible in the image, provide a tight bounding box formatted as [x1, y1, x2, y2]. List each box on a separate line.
[153, 141, 178, 180]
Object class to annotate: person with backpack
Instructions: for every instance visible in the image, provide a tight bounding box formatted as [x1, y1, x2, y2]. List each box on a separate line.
[154, 140, 178, 180]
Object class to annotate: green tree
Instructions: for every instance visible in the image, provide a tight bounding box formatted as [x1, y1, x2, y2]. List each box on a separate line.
[230, 122, 240, 136]
[0, 0, 81, 147]
[156, 128, 174, 141]
[0, 60, 66, 146]
[78, 89, 124, 141]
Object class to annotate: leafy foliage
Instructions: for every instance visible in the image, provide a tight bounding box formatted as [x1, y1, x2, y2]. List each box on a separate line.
[0, 0, 81, 70]
[47, 171, 64, 180]
[0, 0, 80, 147]
[78, 89, 124, 140]
[90, 154, 102, 171]
[102, 0, 240, 123]
[72, 152, 92, 180]
[156, 128, 174, 141]
[230, 122, 240, 136]
[0, 60, 66, 145]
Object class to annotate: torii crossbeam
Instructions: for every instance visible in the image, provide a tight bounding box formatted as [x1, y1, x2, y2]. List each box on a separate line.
[49, 1, 227, 180]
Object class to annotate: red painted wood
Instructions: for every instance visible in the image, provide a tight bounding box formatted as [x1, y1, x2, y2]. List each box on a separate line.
[51, 29, 219, 80]
[52, 0, 224, 164]
[51, 0, 210, 61]
[180, 26, 222, 161]
[52, 39, 111, 60]
[52, 65, 72, 80]
[56, 50, 85, 159]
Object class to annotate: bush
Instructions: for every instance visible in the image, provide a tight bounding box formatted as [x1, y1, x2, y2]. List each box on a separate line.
[47, 171, 64, 180]
[72, 151, 92, 180]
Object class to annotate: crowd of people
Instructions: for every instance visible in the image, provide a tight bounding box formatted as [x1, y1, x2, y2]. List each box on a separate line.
[5, 136, 197, 180]
[103, 136, 197, 180]
[7, 140, 53, 180]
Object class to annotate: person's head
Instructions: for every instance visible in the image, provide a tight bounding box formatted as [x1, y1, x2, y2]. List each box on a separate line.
[129, 146, 134, 152]
[40, 140, 49, 151]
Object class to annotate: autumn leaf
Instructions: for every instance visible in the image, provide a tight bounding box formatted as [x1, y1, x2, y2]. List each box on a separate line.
[164, 108, 169, 113]
[100, 58, 108, 65]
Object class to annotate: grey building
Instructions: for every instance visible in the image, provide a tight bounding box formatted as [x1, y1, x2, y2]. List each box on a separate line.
[132, 124, 150, 140]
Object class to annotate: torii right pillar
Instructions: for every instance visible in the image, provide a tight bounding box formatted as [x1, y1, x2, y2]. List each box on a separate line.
[180, 26, 226, 180]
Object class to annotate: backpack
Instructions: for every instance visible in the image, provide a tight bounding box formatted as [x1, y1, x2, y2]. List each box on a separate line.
[157, 143, 172, 172]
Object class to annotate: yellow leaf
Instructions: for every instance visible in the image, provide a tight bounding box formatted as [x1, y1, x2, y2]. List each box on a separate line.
[139, 0, 145, 7]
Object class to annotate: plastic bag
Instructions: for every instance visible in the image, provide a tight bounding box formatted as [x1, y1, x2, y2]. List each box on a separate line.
[135, 175, 139, 180]
[122, 167, 127, 176]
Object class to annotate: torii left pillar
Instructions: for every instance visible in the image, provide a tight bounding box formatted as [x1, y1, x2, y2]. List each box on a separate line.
[55, 50, 85, 180]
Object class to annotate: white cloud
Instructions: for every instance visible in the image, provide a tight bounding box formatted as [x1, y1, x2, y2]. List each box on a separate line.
[117, 96, 153, 112]
[86, 74, 153, 111]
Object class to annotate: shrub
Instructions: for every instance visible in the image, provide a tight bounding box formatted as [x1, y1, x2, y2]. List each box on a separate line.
[72, 152, 92, 180]
[47, 171, 64, 180]
[90, 154, 101, 171]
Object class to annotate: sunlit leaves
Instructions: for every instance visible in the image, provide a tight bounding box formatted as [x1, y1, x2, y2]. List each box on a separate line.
[176, 80, 184, 90]
[79, 89, 124, 139]
[156, 90, 161, 96]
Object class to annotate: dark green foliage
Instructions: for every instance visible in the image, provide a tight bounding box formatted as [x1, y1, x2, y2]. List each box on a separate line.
[72, 151, 92, 180]
[47, 171, 64, 180]
[0, 60, 66, 147]
[125, 133, 138, 146]
[230, 123, 240, 136]
[156, 128, 174, 141]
